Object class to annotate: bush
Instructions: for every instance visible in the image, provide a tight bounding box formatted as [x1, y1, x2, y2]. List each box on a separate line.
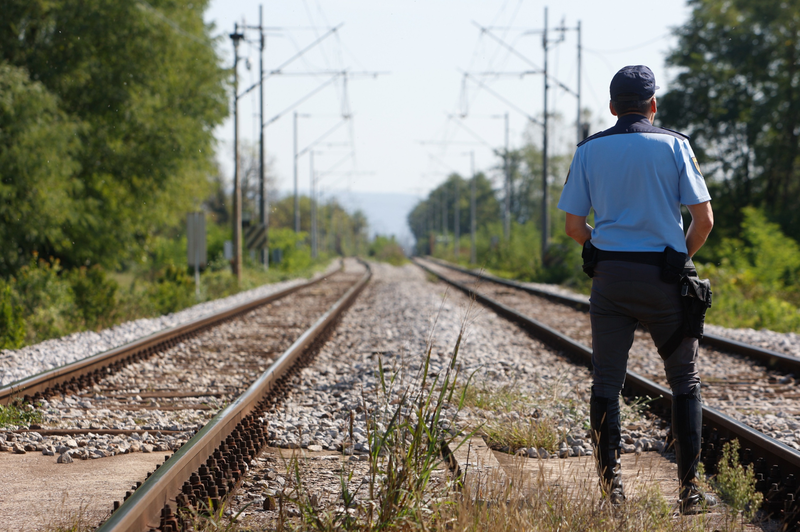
[0, 283, 25, 350]
[268, 228, 312, 272]
[0, 230, 331, 350]
[146, 264, 196, 315]
[12, 254, 77, 341]
[67, 265, 118, 330]
[698, 207, 800, 330]
[434, 220, 590, 292]
[368, 235, 407, 265]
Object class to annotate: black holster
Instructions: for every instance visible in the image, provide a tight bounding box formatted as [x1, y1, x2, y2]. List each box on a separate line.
[658, 273, 712, 359]
[680, 276, 712, 339]
[582, 240, 599, 278]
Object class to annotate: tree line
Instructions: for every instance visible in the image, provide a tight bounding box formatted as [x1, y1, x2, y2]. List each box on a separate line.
[0, 0, 369, 279]
[0, 0, 373, 348]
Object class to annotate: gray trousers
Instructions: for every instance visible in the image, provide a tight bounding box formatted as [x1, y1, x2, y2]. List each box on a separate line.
[590, 260, 699, 398]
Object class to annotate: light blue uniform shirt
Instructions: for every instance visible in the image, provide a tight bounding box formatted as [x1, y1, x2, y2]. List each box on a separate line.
[557, 114, 711, 254]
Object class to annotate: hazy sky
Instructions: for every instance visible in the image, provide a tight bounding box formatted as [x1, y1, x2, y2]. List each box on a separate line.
[204, 0, 692, 204]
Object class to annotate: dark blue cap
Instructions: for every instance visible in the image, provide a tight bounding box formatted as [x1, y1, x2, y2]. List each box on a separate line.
[610, 65, 659, 100]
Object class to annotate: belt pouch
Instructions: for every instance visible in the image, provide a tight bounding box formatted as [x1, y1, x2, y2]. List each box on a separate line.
[582, 240, 599, 278]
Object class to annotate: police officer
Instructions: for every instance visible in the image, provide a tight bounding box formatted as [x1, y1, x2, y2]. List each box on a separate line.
[557, 65, 716, 513]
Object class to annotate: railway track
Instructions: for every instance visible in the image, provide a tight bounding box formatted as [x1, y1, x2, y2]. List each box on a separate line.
[0, 261, 370, 531]
[418, 258, 800, 440]
[415, 256, 800, 527]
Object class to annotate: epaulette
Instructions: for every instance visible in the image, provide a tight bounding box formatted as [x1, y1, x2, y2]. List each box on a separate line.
[656, 126, 691, 140]
[577, 130, 606, 147]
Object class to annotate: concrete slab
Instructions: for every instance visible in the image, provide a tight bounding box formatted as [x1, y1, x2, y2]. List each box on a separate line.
[447, 436, 511, 500]
[0, 451, 171, 532]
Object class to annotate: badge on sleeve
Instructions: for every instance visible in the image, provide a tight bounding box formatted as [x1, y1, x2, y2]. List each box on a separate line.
[691, 157, 703, 176]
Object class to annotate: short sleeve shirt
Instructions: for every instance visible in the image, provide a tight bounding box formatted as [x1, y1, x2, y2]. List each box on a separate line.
[557, 114, 710, 254]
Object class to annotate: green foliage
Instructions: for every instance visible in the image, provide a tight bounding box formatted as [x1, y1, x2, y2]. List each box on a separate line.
[368, 235, 407, 265]
[0, 0, 228, 273]
[145, 264, 196, 315]
[698, 207, 800, 330]
[433, 220, 589, 291]
[458, 382, 560, 453]
[268, 195, 370, 258]
[13, 254, 78, 341]
[0, 398, 42, 428]
[407, 172, 500, 256]
[269, 228, 313, 272]
[0, 283, 25, 350]
[0, 62, 81, 275]
[482, 417, 558, 453]
[709, 439, 763, 522]
[660, 0, 800, 242]
[67, 265, 118, 330]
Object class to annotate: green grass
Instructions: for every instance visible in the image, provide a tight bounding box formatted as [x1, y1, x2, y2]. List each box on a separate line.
[0, 398, 42, 428]
[457, 383, 561, 453]
[481, 417, 559, 453]
[708, 440, 763, 524]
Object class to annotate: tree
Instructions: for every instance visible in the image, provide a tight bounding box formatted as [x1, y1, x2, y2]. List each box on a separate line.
[659, 0, 800, 241]
[0, 0, 228, 272]
[407, 172, 500, 255]
[0, 63, 81, 275]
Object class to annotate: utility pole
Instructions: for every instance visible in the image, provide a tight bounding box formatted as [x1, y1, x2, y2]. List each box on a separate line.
[577, 19, 582, 145]
[310, 151, 317, 259]
[541, 7, 550, 261]
[454, 176, 460, 260]
[230, 24, 244, 282]
[470, 151, 477, 264]
[293, 111, 300, 233]
[465, 16, 581, 260]
[504, 111, 510, 241]
[328, 197, 336, 255]
[441, 188, 446, 243]
[258, 6, 268, 269]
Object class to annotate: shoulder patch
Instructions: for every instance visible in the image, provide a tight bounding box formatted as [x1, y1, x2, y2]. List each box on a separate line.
[691, 157, 703, 176]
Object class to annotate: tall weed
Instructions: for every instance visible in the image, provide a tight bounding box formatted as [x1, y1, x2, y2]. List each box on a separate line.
[282, 293, 475, 530]
[709, 439, 762, 524]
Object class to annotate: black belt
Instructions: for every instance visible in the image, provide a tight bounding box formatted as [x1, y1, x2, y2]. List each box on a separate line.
[595, 250, 664, 267]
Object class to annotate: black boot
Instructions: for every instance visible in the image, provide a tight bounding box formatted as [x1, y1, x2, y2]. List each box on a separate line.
[672, 385, 718, 514]
[590, 392, 625, 506]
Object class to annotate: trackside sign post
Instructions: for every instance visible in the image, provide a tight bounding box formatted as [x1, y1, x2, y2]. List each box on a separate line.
[187, 212, 207, 298]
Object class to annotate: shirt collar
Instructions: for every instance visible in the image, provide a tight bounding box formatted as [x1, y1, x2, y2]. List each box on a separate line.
[616, 113, 650, 127]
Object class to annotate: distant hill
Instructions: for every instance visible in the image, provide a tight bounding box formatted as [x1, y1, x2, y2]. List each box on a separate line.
[279, 189, 420, 251]
[332, 191, 419, 251]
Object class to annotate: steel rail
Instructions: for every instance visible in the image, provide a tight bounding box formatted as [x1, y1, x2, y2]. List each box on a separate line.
[97, 263, 371, 532]
[414, 258, 800, 518]
[422, 256, 800, 377]
[0, 268, 340, 406]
